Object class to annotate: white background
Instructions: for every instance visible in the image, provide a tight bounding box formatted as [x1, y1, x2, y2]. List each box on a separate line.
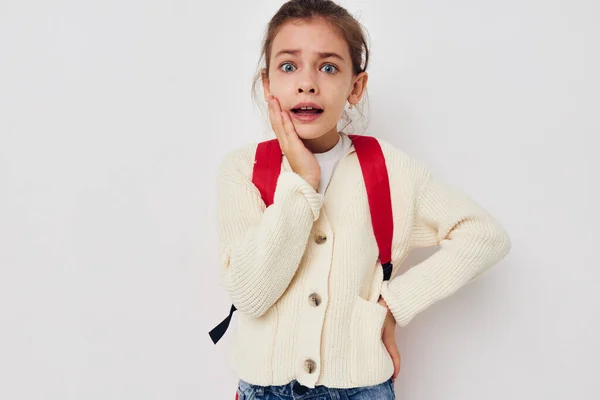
[1, 0, 598, 399]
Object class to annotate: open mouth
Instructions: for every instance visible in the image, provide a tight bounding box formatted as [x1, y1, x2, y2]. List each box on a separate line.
[290, 106, 324, 122]
[291, 106, 324, 115]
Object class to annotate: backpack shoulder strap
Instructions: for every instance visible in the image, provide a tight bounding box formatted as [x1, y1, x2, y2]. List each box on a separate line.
[348, 134, 394, 281]
[252, 138, 283, 207]
[209, 139, 283, 344]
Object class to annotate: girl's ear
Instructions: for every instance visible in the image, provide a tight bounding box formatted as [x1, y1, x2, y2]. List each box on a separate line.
[261, 69, 271, 101]
[348, 71, 368, 104]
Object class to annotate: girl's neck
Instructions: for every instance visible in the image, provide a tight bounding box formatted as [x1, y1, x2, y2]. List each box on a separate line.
[302, 128, 340, 154]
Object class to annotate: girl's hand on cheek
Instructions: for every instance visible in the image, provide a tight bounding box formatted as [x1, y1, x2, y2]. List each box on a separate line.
[266, 94, 321, 191]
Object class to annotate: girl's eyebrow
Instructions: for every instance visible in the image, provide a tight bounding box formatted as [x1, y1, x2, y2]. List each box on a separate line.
[274, 49, 345, 62]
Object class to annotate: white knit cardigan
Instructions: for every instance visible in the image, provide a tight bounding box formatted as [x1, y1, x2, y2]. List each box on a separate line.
[216, 133, 511, 389]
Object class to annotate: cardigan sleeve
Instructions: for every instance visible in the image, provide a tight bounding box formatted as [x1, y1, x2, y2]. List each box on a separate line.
[216, 148, 324, 318]
[380, 171, 511, 326]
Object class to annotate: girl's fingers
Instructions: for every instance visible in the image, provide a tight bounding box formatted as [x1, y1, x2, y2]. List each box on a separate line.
[267, 98, 280, 136]
[267, 96, 288, 143]
[280, 111, 300, 144]
[382, 335, 401, 381]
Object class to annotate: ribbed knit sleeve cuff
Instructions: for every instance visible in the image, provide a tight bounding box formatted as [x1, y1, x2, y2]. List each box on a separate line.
[274, 171, 324, 221]
[379, 279, 426, 327]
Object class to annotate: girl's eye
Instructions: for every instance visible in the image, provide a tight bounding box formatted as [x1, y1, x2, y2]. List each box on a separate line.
[321, 64, 338, 74]
[279, 62, 338, 74]
[280, 63, 296, 73]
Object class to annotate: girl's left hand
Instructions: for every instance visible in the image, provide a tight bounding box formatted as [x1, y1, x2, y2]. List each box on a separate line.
[378, 296, 401, 382]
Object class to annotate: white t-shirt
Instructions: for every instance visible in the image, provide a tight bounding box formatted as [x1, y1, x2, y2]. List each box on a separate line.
[313, 133, 353, 194]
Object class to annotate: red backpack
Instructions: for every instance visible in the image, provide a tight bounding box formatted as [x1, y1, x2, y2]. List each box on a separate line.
[209, 134, 394, 345]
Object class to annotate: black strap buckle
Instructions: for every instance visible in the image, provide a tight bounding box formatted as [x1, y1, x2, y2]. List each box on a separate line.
[382, 262, 393, 281]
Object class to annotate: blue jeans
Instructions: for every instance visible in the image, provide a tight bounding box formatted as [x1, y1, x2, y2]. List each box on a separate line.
[237, 377, 395, 399]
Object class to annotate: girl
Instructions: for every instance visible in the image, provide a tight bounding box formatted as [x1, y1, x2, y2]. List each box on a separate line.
[216, 1, 511, 399]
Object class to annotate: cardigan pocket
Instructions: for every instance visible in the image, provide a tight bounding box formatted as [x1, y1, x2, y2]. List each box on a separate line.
[349, 296, 395, 386]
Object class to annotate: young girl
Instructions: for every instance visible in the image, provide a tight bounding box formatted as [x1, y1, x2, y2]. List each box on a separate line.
[216, 1, 511, 399]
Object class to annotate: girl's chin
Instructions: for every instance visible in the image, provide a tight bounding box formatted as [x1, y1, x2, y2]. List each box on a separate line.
[294, 125, 335, 141]
[297, 132, 324, 140]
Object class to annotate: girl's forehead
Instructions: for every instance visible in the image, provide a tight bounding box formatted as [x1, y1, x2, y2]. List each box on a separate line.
[272, 20, 348, 57]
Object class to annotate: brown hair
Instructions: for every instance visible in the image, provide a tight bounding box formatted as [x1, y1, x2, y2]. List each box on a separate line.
[251, 0, 371, 134]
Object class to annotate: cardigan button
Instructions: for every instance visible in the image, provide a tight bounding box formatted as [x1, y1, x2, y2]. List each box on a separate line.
[308, 293, 322, 307]
[314, 231, 327, 244]
[304, 359, 317, 374]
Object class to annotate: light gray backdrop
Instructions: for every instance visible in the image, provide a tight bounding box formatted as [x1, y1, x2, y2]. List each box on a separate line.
[0, 0, 598, 399]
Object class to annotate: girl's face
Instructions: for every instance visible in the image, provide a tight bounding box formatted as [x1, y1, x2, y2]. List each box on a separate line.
[262, 18, 368, 141]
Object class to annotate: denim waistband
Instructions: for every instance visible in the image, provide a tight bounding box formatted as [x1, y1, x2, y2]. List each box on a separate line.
[238, 376, 394, 399]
